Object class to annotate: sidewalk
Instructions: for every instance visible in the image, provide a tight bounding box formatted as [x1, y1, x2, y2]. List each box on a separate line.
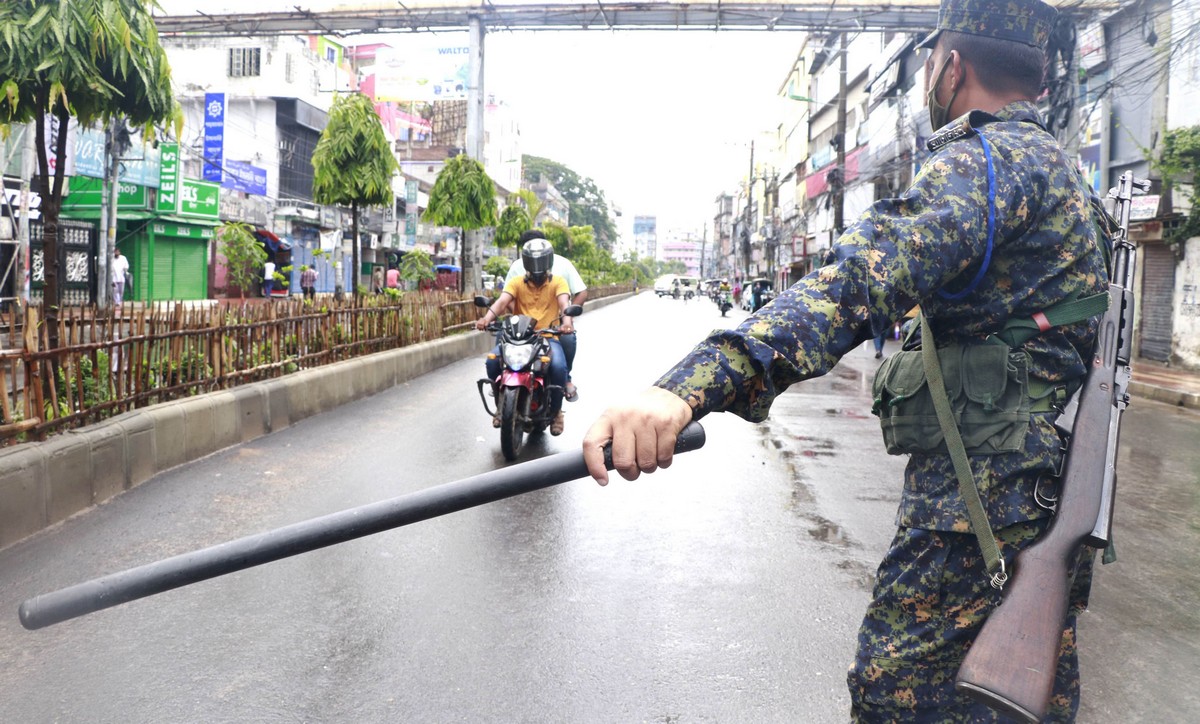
[1130, 358, 1200, 410]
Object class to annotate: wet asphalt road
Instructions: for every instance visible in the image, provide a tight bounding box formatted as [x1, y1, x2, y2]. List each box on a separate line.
[1, 292, 1197, 722]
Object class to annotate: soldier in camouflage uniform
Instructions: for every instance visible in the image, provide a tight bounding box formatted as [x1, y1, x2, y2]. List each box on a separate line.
[583, 0, 1108, 720]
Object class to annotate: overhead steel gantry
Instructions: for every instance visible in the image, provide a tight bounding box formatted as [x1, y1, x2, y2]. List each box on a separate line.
[154, 2, 946, 37]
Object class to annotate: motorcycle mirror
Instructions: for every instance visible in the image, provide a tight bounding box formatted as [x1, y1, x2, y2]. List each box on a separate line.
[473, 295, 490, 308]
[563, 305, 583, 317]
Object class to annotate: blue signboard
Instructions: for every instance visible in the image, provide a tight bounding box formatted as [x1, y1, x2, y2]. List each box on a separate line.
[203, 92, 225, 182]
[222, 159, 268, 196]
[73, 128, 164, 186]
[74, 129, 105, 178]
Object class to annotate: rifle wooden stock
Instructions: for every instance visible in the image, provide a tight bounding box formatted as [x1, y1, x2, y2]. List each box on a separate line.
[955, 346, 1117, 722]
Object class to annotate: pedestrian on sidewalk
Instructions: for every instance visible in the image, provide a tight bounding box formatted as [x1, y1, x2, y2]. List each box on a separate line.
[300, 265, 318, 301]
[111, 247, 130, 305]
[583, 1, 1107, 719]
[263, 259, 276, 298]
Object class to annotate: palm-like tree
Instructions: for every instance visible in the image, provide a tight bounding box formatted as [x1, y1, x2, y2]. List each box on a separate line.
[424, 154, 498, 292]
[0, 0, 180, 341]
[312, 92, 399, 298]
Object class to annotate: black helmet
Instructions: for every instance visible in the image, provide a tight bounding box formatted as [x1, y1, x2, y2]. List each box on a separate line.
[521, 238, 554, 283]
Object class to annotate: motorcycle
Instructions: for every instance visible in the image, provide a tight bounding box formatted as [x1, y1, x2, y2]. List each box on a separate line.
[475, 296, 583, 461]
[718, 290, 733, 317]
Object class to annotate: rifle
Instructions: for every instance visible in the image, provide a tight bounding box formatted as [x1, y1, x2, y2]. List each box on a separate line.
[19, 423, 706, 630]
[955, 171, 1151, 722]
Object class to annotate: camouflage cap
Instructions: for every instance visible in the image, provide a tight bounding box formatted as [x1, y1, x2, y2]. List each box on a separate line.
[917, 0, 1057, 50]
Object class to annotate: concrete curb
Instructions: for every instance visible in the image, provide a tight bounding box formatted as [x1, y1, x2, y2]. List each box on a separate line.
[1129, 381, 1200, 410]
[0, 292, 634, 551]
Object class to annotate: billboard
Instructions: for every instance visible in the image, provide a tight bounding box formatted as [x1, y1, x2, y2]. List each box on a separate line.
[372, 44, 470, 102]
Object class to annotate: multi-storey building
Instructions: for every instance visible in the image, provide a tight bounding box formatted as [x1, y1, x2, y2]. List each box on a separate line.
[632, 215, 657, 261]
[524, 176, 570, 226]
[162, 33, 362, 297]
[660, 231, 704, 278]
[712, 194, 735, 279]
[722, 1, 1200, 369]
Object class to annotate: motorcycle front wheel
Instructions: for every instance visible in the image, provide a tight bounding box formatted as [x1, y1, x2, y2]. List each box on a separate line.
[499, 387, 525, 461]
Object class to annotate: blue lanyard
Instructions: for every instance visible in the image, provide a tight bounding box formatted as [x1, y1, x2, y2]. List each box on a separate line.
[937, 128, 997, 301]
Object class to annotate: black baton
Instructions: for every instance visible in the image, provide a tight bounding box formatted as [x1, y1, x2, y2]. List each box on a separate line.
[19, 422, 705, 630]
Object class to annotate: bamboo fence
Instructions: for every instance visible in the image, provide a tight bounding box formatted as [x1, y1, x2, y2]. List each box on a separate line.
[1, 283, 631, 446]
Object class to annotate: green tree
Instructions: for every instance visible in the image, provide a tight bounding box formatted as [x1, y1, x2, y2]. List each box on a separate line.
[494, 203, 531, 248]
[312, 92, 399, 299]
[512, 188, 546, 225]
[398, 248, 435, 288]
[484, 255, 511, 279]
[522, 155, 617, 250]
[1156, 126, 1200, 245]
[218, 222, 267, 300]
[423, 154, 498, 292]
[0, 0, 179, 344]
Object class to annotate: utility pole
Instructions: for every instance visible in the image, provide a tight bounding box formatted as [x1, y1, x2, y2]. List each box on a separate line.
[833, 32, 848, 235]
[106, 123, 120, 301]
[462, 15, 486, 293]
[97, 120, 116, 307]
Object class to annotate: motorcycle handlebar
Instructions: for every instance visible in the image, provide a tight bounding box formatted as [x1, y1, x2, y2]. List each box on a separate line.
[477, 321, 574, 336]
[18, 423, 706, 630]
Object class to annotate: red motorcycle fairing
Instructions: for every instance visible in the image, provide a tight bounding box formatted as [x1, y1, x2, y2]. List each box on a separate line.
[500, 369, 535, 388]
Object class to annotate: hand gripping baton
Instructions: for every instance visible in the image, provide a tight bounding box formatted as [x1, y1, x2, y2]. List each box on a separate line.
[19, 422, 705, 630]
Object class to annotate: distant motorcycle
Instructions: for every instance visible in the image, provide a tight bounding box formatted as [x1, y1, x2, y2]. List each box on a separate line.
[475, 297, 583, 461]
[718, 291, 733, 317]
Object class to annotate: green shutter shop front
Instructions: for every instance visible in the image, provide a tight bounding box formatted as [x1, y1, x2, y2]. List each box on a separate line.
[126, 219, 215, 301]
[60, 181, 217, 302]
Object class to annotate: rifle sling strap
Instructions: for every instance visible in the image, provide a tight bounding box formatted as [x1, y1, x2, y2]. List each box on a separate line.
[991, 292, 1110, 348]
[920, 309, 1008, 589]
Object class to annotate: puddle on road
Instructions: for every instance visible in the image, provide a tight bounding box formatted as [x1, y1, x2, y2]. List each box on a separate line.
[768, 439, 876, 592]
[772, 434, 837, 457]
[822, 407, 871, 419]
[827, 363, 878, 395]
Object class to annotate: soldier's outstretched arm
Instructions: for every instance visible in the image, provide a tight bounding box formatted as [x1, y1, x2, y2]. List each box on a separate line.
[582, 387, 693, 485]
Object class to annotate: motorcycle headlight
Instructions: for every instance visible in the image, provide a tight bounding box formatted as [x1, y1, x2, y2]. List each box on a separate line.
[502, 342, 536, 370]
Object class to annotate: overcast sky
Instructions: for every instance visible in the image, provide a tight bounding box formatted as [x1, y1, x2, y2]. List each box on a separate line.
[157, 2, 803, 237]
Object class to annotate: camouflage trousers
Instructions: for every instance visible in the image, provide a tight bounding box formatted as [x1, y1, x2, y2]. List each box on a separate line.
[847, 520, 1095, 722]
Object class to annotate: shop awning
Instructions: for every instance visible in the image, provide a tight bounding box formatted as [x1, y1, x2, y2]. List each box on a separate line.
[255, 227, 292, 252]
[160, 214, 221, 228]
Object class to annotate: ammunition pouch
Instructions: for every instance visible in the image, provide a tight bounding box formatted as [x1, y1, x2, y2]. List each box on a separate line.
[872, 342, 1033, 455]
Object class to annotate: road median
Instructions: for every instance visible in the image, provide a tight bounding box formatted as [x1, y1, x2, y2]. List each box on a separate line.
[0, 292, 633, 551]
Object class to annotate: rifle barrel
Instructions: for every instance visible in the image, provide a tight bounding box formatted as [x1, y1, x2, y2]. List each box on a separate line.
[19, 423, 706, 630]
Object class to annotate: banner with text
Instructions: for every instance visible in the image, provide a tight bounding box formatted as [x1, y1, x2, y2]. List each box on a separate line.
[203, 92, 226, 183]
[222, 159, 268, 196]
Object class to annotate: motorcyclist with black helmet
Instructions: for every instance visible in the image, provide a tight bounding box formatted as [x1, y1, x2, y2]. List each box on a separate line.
[475, 238, 574, 435]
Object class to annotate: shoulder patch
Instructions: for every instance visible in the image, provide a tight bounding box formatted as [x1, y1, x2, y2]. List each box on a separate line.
[926, 110, 1002, 153]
